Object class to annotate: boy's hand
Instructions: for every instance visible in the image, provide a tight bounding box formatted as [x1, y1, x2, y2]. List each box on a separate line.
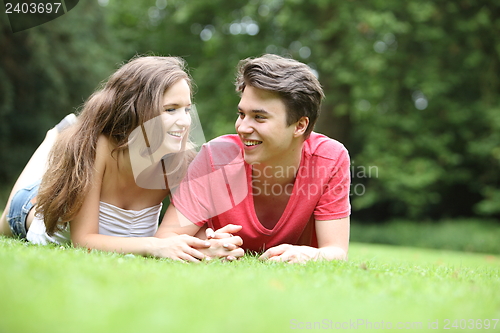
[202, 235, 244, 260]
[259, 244, 320, 263]
[205, 224, 243, 239]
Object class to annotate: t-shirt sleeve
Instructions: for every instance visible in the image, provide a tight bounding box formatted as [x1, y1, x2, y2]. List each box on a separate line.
[170, 144, 213, 226]
[314, 144, 351, 221]
[171, 138, 248, 226]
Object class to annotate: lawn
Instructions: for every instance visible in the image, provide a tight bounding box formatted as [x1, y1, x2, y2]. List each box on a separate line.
[1, 237, 499, 333]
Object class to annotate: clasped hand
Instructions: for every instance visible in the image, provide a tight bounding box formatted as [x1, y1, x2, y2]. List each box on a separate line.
[203, 227, 322, 263]
[154, 224, 243, 262]
[202, 224, 244, 261]
[203, 227, 323, 263]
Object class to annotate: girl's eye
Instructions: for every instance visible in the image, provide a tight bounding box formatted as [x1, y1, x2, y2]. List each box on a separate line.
[237, 112, 244, 118]
[255, 115, 265, 120]
[165, 107, 191, 113]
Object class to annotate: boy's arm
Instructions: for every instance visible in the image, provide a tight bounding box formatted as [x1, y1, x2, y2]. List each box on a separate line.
[259, 217, 350, 263]
[315, 216, 350, 260]
[155, 203, 201, 238]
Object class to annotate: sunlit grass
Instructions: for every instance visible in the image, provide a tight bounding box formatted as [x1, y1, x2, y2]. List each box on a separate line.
[1, 237, 499, 333]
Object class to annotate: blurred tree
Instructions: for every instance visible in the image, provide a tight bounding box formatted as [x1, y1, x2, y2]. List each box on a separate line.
[2, 0, 499, 222]
[0, 0, 121, 191]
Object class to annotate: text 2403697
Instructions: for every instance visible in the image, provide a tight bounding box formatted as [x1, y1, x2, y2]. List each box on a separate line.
[5, 2, 62, 14]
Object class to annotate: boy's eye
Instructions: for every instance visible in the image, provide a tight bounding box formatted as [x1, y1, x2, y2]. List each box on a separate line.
[237, 111, 244, 118]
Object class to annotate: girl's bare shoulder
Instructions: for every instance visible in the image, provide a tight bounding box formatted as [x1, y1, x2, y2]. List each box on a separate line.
[95, 135, 114, 170]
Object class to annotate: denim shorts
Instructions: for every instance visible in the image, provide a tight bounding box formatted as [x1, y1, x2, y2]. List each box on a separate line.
[6, 181, 40, 239]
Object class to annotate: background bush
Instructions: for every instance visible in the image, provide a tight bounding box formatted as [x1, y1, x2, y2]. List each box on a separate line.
[1, 0, 499, 224]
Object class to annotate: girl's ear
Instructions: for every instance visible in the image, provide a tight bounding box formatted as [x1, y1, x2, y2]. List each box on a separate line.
[294, 116, 309, 137]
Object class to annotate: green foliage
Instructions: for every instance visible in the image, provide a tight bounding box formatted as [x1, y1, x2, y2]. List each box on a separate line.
[0, 1, 120, 188]
[345, 1, 500, 219]
[1, 237, 499, 332]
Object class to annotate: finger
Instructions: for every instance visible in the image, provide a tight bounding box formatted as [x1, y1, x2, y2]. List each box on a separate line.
[266, 255, 286, 262]
[288, 256, 307, 264]
[231, 248, 245, 258]
[170, 250, 198, 263]
[206, 228, 215, 239]
[223, 235, 243, 246]
[177, 252, 201, 263]
[259, 251, 270, 260]
[259, 244, 288, 260]
[184, 236, 211, 249]
[218, 246, 244, 259]
[215, 224, 243, 234]
[210, 232, 234, 239]
[223, 255, 240, 261]
[222, 243, 237, 251]
[182, 247, 207, 262]
[170, 257, 188, 263]
[287, 254, 301, 264]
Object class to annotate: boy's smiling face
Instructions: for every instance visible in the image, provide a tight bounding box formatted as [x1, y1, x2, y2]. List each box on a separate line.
[236, 85, 305, 167]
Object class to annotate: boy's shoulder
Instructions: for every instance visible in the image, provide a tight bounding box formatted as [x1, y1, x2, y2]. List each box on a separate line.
[208, 134, 241, 145]
[200, 134, 244, 166]
[304, 132, 349, 161]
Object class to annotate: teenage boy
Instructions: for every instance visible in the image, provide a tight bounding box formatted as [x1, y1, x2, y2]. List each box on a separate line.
[157, 54, 350, 263]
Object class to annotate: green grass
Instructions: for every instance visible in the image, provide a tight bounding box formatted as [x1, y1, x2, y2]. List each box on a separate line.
[351, 218, 500, 254]
[1, 237, 499, 333]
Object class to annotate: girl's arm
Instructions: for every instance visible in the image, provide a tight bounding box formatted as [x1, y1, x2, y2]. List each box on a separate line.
[69, 137, 211, 262]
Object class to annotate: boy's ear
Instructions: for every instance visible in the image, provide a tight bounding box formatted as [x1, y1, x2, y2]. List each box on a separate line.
[294, 116, 309, 137]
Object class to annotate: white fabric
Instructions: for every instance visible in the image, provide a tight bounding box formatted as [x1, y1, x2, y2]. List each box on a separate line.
[98, 201, 161, 237]
[26, 214, 71, 245]
[26, 202, 162, 245]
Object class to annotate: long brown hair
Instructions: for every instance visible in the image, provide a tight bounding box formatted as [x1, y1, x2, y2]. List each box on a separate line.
[36, 56, 191, 235]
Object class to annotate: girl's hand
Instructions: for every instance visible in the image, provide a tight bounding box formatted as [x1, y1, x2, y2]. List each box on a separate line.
[202, 234, 244, 260]
[153, 234, 211, 262]
[204, 224, 244, 260]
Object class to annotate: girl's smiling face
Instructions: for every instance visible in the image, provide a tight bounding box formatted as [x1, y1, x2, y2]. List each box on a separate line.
[159, 79, 192, 153]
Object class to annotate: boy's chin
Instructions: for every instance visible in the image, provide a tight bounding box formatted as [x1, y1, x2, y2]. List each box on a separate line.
[243, 155, 261, 165]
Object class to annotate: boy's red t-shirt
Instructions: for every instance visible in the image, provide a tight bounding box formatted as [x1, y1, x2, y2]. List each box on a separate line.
[171, 132, 351, 253]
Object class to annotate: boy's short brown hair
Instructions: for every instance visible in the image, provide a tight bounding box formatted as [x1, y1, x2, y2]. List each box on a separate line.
[235, 54, 324, 138]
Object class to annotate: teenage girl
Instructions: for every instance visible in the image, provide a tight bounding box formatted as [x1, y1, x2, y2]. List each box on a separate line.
[0, 56, 243, 262]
